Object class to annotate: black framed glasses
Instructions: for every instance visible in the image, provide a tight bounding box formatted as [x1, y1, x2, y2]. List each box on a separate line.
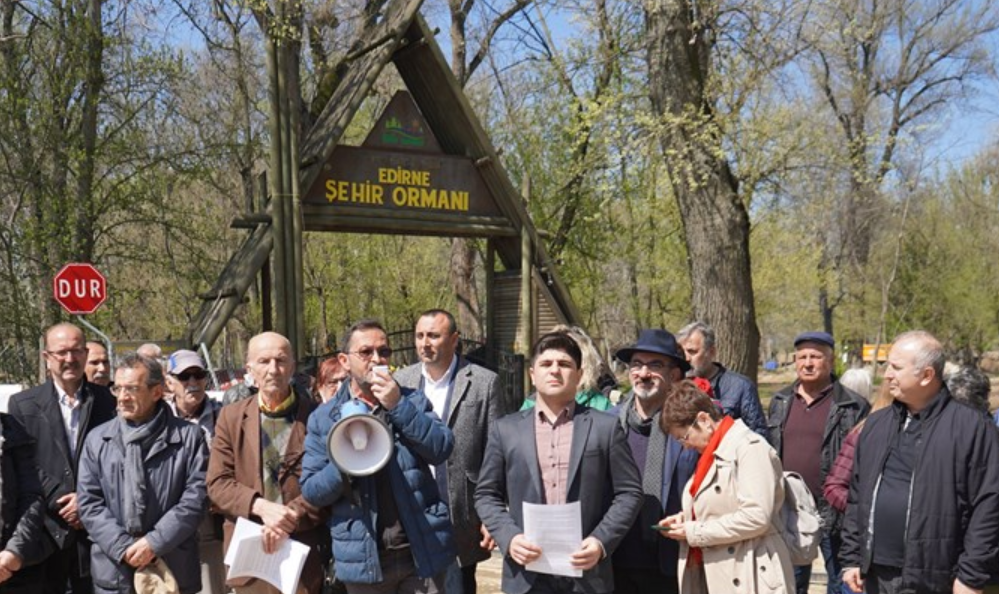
[628, 359, 668, 373]
[349, 347, 392, 361]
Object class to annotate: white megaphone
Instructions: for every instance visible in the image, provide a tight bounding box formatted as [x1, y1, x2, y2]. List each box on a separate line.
[326, 398, 394, 476]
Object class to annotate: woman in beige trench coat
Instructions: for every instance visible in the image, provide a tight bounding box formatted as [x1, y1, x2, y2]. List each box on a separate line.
[658, 381, 795, 594]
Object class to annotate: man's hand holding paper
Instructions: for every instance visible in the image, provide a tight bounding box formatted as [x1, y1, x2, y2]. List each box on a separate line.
[252, 498, 300, 553]
[509, 534, 543, 566]
[570, 536, 603, 571]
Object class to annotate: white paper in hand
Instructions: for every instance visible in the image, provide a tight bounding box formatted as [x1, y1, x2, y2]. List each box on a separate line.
[523, 501, 583, 578]
[225, 517, 311, 594]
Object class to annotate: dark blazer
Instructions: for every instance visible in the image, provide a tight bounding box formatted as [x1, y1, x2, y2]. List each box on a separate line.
[7, 379, 116, 564]
[0, 413, 52, 567]
[206, 393, 330, 593]
[395, 356, 505, 567]
[475, 405, 642, 594]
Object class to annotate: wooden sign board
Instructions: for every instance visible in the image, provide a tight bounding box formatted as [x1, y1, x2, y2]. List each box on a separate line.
[302, 91, 507, 232]
[304, 145, 501, 218]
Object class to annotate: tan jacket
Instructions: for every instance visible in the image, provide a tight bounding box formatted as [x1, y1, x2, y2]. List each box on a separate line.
[678, 419, 795, 594]
[206, 394, 330, 592]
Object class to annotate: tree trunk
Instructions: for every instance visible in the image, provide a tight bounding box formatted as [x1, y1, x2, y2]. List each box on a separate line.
[449, 238, 482, 338]
[645, 0, 760, 380]
[446, 0, 481, 338]
[75, 0, 103, 262]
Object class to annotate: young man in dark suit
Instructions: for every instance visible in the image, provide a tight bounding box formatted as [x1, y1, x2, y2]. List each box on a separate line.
[475, 331, 642, 594]
[394, 309, 505, 594]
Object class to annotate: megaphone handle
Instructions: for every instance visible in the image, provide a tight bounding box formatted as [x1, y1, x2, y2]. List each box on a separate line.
[343, 477, 362, 507]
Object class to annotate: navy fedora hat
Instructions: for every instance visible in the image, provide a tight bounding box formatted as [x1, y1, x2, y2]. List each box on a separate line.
[615, 329, 691, 373]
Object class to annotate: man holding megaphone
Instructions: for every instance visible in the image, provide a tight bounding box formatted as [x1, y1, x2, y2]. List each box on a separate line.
[301, 319, 456, 594]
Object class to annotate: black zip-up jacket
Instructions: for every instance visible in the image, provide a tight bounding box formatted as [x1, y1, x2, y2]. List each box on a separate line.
[766, 379, 869, 530]
[840, 388, 999, 592]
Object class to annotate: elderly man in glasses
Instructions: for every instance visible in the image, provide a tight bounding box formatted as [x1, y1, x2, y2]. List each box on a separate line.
[78, 353, 208, 594]
[207, 332, 330, 594]
[301, 319, 456, 594]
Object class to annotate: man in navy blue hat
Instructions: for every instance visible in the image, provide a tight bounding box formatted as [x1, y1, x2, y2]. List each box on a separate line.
[767, 331, 869, 594]
[609, 329, 699, 594]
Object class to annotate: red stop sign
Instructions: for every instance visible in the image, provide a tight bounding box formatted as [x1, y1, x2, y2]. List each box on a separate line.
[53, 263, 107, 315]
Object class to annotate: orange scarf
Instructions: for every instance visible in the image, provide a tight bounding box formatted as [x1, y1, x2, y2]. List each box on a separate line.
[687, 415, 735, 565]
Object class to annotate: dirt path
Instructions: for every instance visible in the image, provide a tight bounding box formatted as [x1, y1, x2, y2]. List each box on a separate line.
[472, 550, 828, 593]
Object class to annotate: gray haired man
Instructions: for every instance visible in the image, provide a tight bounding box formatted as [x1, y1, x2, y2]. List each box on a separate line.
[676, 321, 767, 436]
[77, 354, 208, 594]
[842, 331, 999, 594]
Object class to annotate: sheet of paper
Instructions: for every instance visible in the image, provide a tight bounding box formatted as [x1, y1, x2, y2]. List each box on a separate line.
[523, 501, 583, 578]
[224, 516, 311, 594]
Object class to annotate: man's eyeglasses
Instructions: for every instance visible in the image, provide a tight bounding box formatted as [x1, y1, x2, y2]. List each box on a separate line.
[172, 369, 208, 382]
[45, 348, 87, 359]
[629, 359, 668, 373]
[349, 347, 392, 361]
[679, 423, 696, 443]
[111, 384, 156, 397]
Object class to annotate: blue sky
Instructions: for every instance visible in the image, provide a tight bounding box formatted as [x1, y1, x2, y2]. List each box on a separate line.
[158, 1, 998, 173]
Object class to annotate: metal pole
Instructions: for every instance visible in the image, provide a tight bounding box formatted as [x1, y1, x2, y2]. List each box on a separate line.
[519, 175, 534, 398]
[76, 316, 114, 363]
[38, 336, 45, 385]
[198, 342, 221, 391]
[484, 239, 496, 366]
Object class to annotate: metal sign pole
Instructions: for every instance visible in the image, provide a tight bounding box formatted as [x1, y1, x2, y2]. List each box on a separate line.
[76, 316, 114, 364]
[198, 342, 221, 391]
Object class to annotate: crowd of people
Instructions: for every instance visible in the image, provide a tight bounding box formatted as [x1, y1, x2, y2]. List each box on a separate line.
[1, 316, 997, 594]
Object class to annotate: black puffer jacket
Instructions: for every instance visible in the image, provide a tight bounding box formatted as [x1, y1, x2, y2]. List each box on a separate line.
[766, 380, 869, 530]
[840, 389, 999, 592]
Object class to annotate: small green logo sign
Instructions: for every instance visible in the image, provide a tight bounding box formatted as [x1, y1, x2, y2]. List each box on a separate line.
[381, 116, 426, 147]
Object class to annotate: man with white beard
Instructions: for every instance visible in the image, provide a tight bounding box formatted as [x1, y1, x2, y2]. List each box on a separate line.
[165, 350, 225, 594]
[609, 330, 699, 594]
